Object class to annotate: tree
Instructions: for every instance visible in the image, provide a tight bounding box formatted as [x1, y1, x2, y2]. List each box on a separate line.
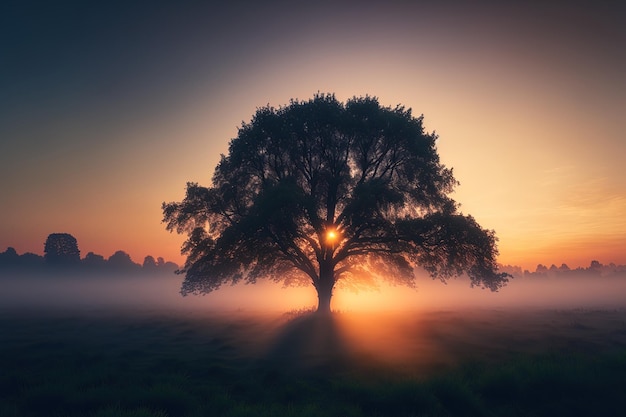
[107, 250, 139, 271]
[163, 94, 509, 313]
[143, 255, 157, 270]
[83, 252, 106, 269]
[143, 256, 178, 273]
[44, 233, 80, 266]
[0, 247, 19, 267]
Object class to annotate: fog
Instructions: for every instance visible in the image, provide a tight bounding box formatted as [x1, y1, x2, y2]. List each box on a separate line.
[2, 271, 626, 376]
[1, 271, 625, 314]
[0, 274, 310, 313]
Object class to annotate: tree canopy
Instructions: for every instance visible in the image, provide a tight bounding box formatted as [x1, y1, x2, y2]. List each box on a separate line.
[163, 94, 509, 312]
[44, 233, 80, 266]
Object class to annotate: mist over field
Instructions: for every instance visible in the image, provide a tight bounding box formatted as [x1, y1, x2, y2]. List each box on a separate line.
[3, 270, 626, 417]
[1, 270, 626, 314]
[3, 267, 626, 372]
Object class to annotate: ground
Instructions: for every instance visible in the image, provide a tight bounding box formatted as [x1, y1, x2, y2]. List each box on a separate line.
[1, 305, 626, 416]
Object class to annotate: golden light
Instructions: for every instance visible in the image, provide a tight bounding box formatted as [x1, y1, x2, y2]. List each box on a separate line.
[325, 228, 340, 250]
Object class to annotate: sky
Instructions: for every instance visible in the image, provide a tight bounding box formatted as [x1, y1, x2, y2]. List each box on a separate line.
[1, 0, 625, 271]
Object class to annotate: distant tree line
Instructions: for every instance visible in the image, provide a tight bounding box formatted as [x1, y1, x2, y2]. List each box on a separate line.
[3, 233, 621, 281]
[499, 260, 626, 279]
[0, 233, 178, 276]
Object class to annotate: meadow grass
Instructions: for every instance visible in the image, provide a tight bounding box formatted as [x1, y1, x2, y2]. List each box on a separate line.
[1, 308, 625, 417]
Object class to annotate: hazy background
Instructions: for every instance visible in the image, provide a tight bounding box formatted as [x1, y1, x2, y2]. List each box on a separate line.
[1, 0, 625, 272]
[2, 271, 626, 315]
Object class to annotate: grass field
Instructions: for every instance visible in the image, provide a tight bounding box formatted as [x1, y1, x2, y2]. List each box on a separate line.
[1, 306, 626, 417]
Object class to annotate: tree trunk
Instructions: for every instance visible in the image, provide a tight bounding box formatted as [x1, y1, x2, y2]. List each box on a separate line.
[316, 262, 334, 314]
[316, 285, 332, 314]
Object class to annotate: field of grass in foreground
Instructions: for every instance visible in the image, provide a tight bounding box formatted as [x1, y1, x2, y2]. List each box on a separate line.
[1, 307, 626, 417]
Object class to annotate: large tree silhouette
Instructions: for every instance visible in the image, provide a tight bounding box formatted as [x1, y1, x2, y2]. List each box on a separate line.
[163, 94, 509, 313]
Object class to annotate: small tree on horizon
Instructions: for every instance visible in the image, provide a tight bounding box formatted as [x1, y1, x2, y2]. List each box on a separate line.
[107, 250, 139, 270]
[143, 255, 157, 270]
[44, 233, 80, 266]
[83, 251, 106, 268]
[163, 94, 509, 313]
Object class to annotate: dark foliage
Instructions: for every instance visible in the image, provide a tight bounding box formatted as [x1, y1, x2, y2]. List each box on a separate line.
[0, 247, 43, 270]
[107, 250, 140, 271]
[83, 251, 107, 268]
[164, 94, 509, 311]
[44, 233, 80, 265]
[1, 238, 177, 276]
